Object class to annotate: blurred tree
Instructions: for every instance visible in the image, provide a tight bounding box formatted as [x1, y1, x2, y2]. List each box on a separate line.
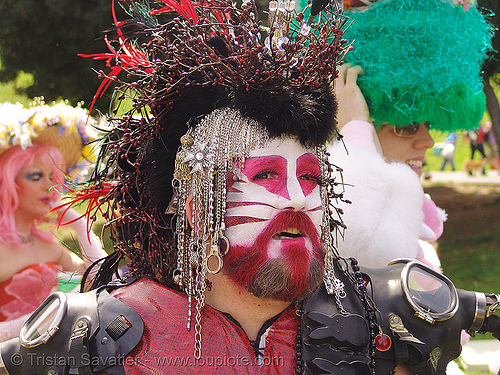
[0, 0, 120, 112]
[478, 0, 500, 147]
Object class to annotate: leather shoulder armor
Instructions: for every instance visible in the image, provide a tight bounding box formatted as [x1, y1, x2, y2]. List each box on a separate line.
[0, 282, 144, 375]
[301, 259, 396, 375]
[303, 258, 499, 375]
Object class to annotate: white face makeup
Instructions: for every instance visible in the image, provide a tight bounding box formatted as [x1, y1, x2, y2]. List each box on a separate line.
[224, 138, 323, 258]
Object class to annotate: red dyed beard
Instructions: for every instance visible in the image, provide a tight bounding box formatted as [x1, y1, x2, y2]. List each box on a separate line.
[223, 210, 325, 302]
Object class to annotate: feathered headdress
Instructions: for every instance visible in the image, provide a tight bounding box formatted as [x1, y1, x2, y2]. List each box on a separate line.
[77, 0, 349, 289]
[342, 0, 493, 131]
[71, 0, 352, 358]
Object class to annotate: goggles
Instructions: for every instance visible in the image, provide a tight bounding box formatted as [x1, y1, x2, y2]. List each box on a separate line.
[389, 259, 459, 323]
[19, 292, 68, 348]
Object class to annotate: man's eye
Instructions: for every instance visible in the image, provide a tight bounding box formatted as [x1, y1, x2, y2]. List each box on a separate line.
[299, 173, 323, 184]
[252, 170, 278, 180]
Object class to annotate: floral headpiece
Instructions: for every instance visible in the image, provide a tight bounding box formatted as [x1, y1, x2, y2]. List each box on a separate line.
[0, 99, 98, 180]
[0, 102, 34, 150]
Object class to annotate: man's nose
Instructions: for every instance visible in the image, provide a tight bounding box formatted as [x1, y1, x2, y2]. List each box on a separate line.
[278, 176, 307, 211]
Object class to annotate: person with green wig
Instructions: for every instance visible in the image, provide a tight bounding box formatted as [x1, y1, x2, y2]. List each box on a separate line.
[327, 3, 492, 369]
[328, 0, 491, 287]
[326, 0, 492, 266]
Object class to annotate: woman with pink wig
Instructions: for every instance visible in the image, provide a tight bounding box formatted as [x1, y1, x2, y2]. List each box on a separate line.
[0, 101, 107, 341]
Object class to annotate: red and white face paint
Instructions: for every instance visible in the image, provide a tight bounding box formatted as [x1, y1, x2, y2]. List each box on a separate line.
[223, 138, 325, 301]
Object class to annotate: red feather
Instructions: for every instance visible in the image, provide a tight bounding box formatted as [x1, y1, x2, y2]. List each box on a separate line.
[78, 1, 153, 114]
[51, 182, 118, 242]
[152, 0, 199, 24]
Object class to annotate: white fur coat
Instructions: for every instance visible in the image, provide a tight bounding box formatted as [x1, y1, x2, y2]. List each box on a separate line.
[328, 140, 424, 268]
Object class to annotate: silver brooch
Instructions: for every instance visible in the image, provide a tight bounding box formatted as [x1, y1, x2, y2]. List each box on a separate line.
[183, 140, 214, 174]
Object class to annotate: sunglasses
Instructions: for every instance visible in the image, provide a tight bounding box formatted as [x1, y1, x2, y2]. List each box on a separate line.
[392, 121, 430, 137]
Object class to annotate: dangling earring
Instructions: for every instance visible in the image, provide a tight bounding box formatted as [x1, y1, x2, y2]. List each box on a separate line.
[204, 230, 229, 274]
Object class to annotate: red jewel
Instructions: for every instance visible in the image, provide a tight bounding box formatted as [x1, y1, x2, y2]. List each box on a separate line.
[361, 275, 370, 287]
[374, 333, 392, 352]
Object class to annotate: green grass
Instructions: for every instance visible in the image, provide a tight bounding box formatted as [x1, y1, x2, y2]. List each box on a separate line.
[440, 232, 500, 293]
[424, 130, 484, 173]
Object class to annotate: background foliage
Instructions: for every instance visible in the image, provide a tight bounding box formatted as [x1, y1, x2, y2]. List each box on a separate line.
[478, 0, 500, 79]
[477, 0, 500, 150]
[0, 0, 121, 110]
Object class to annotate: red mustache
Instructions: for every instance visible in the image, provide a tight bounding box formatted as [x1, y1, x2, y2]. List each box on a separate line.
[259, 210, 320, 244]
[224, 209, 322, 268]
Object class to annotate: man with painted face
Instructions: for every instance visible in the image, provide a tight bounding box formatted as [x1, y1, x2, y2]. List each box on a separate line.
[1, 1, 499, 375]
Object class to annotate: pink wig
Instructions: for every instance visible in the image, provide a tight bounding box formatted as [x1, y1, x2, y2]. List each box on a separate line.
[0, 144, 66, 246]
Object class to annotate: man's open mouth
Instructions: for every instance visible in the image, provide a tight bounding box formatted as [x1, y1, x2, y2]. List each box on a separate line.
[274, 227, 304, 239]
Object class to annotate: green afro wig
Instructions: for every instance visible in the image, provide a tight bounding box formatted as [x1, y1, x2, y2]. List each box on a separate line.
[344, 0, 493, 131]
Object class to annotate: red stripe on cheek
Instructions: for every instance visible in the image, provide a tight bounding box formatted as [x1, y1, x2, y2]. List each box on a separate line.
[226, 201, 274, 209]
[225, 216, 267, 228]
